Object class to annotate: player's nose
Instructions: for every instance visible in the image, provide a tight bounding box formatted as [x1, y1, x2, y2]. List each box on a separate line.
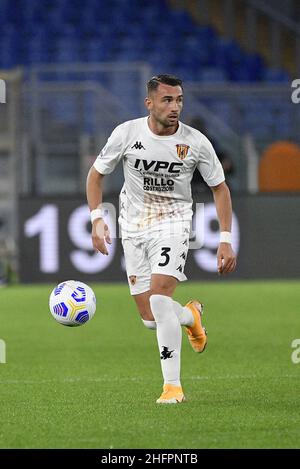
[171, 101, 181, 113]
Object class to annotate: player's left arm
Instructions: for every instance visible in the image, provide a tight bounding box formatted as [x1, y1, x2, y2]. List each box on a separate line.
[211, 181, 237, 275]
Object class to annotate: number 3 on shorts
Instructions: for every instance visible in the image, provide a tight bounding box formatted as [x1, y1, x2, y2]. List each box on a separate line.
[158, 247, 171, 267]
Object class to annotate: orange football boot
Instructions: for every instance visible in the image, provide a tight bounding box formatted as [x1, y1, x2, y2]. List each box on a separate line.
[185, 301, 207, 353]
[156, 384, 185, 404]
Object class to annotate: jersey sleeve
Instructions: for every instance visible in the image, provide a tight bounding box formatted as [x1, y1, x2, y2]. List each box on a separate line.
[196, 135, 225, 187]
[93, 124, 125, 175]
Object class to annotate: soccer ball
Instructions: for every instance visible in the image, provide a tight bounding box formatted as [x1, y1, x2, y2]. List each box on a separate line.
[49, 280, 96, 327]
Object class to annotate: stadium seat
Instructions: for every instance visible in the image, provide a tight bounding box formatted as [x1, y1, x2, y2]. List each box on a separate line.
[0, 0, 289, 87]
[195, 25, 217, 42]
[199, 67, 228, 83]
[83, 39, 114, 62]
[263, 68, 291, 82]
[172, 67, 198, 82]
[0, 0, 292, 145]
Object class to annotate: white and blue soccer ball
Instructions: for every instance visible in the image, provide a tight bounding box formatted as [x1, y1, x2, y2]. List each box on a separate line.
[49, 280, 96, 327]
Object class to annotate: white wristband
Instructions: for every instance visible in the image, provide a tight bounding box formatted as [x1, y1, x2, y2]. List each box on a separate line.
[91, 208, 103, 223]
[220, 231, 232, 244]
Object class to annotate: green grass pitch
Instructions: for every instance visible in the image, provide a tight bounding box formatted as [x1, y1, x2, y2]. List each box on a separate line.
[0, 280, 299, 449]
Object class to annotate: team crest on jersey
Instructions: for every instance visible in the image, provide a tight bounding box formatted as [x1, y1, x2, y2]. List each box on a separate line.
[176, 144, 190, 160]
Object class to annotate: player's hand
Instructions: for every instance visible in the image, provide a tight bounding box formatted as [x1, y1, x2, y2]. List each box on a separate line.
[217, 243, 236, 275]
[92, 218, 111, 255]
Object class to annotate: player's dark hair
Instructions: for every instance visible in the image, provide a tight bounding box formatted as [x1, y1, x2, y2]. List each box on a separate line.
[147, 74, 183, 94]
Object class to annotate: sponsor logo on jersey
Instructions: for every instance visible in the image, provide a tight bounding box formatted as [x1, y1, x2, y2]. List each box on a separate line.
[134, 159, 183, 173]
[131, 141, 146, 150]
[143, 177, 174, 192]
[134, 159, 183, 192]
[176, 144, 190, 160]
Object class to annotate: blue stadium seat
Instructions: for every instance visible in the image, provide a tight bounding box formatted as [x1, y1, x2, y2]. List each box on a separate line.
[168, 9, 196, 33]
[0, 52, 17, 69]
[263, 68, 290, 83]
[199, 67, 228, 83]
[24, 26, 51, 47]
[82, 39, 114, 62]
[182, 39, 214, 66]
[125, 24, 149, 40]
[195, 25, 217, 42]
[24, 50, 51, 65]
[0, 24, 19, 46]
[0, 32, 20, 68]
[52, 39, 81, 63]
[0, 0, 290, 91]
[23, 37, 51, 65]
[173, 67, 199, 82]
[22, 0, 47, 24]
[240, 53, 265, 81]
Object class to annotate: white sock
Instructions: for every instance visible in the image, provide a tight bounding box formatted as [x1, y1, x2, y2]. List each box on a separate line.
[149, 294, 181, 386]
[172, 300, 194, 327]
[141, 302, 194, 329]
[142, 319, 156, 330]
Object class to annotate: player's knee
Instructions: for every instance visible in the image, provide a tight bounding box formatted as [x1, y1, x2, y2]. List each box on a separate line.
[150, 275, 177, 296]
[150, 284, 173, 297]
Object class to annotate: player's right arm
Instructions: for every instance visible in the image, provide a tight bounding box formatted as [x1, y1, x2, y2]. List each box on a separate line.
[86, 123, 125, 255]
[86, 167, 111, 256]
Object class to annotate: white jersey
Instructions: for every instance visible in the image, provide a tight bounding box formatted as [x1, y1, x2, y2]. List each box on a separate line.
[93, 116, 225, 238]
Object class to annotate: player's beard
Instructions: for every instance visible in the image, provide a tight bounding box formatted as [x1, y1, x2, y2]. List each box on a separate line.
[158, 114, 179, 128]
[166, 115, 179, 127]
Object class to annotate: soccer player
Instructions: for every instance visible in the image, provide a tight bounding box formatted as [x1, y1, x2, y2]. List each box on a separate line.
[86, 74, 236, 404]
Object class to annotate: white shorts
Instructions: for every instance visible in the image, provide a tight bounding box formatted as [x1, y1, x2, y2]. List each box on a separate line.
[122, 235, 189, 295]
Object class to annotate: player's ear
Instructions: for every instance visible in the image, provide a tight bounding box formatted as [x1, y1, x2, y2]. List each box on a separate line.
[144, 96, 152, 110]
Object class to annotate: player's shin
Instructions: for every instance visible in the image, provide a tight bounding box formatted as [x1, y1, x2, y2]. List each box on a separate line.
[149, 294, 182, 386]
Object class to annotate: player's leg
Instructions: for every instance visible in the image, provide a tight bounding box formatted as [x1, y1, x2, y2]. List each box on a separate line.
[132, 291, 194, 329]
[122, 237, 182, 403]
[133, 290, 207, 351]
[124, 232, 207, 351]
[122, 234, 201, 335]
[132, 287, 196, 329]
[149, 273, 185, 403]
[133, 291, 156, 329]
[149, 233, 208, 402]
[149, 234, 207, 353]
[122, 238, 156, 330]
